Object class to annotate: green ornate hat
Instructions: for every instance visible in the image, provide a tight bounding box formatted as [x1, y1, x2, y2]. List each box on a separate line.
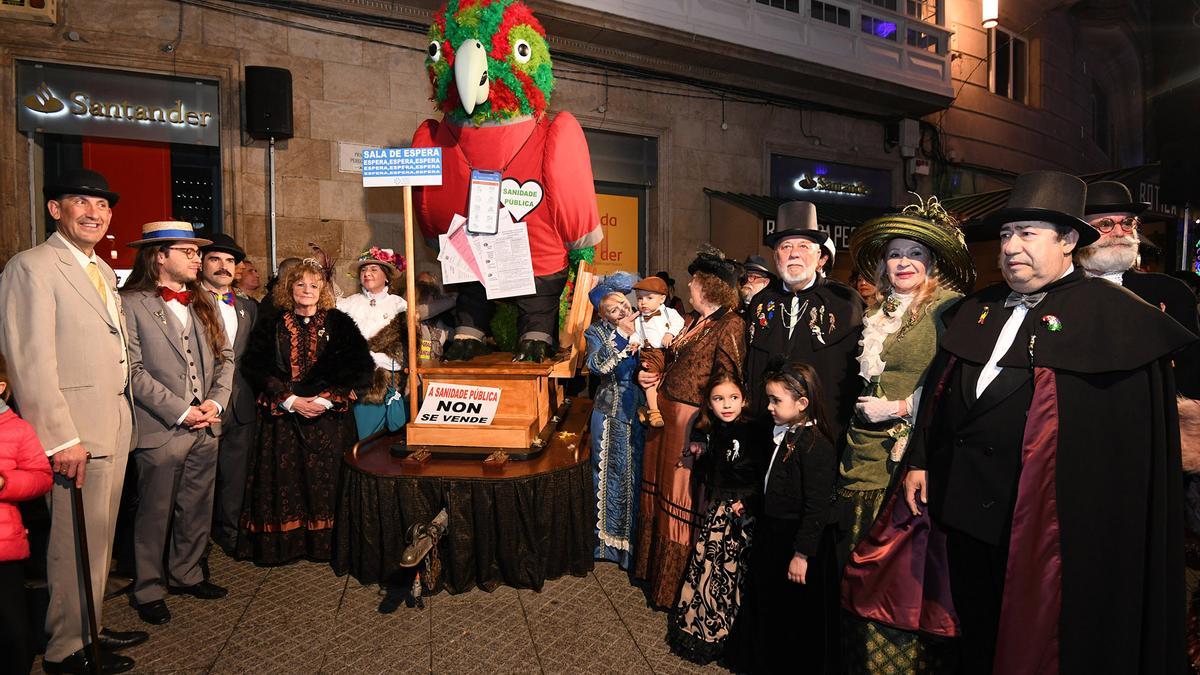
[849, 194, 976, 294]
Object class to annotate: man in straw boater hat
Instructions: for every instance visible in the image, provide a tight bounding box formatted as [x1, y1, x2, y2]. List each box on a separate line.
[744, 201, 864, 442]
[121, 221, 234, 626]
[1076, 181, 1199, 397]
[0, 169, 149, 673]
[894, 171, 1195, 673]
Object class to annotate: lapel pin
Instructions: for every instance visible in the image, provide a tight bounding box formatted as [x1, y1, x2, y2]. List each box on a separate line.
[1041, 315, 1062, 332]
[977, 306, 990, 325]
[153, 309, 166, 324]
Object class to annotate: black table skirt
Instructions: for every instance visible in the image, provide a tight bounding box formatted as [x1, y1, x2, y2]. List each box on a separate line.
[332, 458, 596, 594]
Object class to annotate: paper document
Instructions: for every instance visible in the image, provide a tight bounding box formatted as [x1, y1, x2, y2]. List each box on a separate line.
[479, 209, 536, 300]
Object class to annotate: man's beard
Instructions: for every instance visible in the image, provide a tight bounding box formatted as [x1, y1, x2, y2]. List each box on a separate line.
[1078, 236, 1138, 275]
[779, 268, 813, 289]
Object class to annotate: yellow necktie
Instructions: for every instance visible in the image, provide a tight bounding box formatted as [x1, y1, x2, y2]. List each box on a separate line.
[86, 261, 108, 304]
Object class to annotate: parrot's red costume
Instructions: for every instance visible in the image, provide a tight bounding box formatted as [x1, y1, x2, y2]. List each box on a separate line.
[412, 0, 602, 362]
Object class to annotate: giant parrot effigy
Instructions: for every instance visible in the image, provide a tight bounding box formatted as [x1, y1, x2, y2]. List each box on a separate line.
[411, 0, 602, 362]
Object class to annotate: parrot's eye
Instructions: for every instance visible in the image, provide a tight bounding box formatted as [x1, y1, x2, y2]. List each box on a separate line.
[513, 39, 532, 64]
[428, 41, 441, 62]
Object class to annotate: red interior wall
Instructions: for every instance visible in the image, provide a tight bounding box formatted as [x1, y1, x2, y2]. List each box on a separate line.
[82, 137, 172, 270]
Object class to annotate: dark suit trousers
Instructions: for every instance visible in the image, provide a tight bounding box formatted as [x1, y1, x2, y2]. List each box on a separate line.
[0, 559, 33, 675]
[451, 270, 567, 344]
[211, 418, 255, 551]
[945, 528, 1010, 675]
[132, 432, 218, 604]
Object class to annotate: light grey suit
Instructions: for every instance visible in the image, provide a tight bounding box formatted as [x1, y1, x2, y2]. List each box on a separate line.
[123, 288, 233, 604]
[0, 233, 134, 661]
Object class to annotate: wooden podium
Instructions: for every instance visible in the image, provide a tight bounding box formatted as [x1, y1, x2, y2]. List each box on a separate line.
[402, 260, 595, 459]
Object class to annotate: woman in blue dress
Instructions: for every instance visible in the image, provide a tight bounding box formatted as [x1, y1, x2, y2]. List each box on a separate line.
[585, 273, 645, 569]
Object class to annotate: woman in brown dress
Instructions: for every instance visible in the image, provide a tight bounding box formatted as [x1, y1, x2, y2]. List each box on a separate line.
[635, 247, 745, 608]
[238, 260, 373, 564]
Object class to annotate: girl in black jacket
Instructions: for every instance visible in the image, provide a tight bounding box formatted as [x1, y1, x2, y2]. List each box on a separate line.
[743, 361, 838, 673]
[668, 373, 770, 665]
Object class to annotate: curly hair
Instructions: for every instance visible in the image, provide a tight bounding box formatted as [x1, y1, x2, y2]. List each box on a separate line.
[273, 260, 336, 311]
[691, 271, 739, 312]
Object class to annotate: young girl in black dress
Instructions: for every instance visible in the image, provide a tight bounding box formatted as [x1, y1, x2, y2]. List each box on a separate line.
[668, 373, 770, 665]
[744, 362, 838, 673]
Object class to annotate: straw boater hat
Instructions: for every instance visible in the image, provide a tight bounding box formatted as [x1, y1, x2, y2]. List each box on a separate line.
[849, 194, 976, 294]
[127, 220, 211, 248]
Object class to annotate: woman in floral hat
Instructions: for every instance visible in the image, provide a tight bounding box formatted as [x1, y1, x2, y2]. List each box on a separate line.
[336, 247, 409, 439]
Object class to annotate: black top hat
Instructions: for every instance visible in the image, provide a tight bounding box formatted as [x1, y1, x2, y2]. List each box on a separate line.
[741, 255, 776, 280]
[764, 201, 835, 258]
[654, 271, 676, 287]
[1084, 181, 1150, 216]
[979, 171, 1098, 247]
[43, 168, 120, 206]
[200, 233, 247, 264]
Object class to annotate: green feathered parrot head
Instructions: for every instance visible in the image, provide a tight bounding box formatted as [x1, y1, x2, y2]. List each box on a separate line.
[425, 0, 555, 126]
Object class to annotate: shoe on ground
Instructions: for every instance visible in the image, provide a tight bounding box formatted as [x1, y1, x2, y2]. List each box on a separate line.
[647, 409, 665, 427]
[167, 579, 228, 600]
[443, 338, 492, 361]
[133, 599, 171, 625]
[513, 339, 554, 363]
[42, 647, 135, 674]
[98, 627, 149, 651]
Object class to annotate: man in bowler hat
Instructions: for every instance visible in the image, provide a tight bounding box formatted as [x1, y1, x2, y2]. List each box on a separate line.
[902, 171, 1195, 673]
[0, 169, 148, 673]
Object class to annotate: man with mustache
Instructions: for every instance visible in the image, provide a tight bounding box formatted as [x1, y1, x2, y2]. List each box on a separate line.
[198, 234, 259, 556]
[897, 172, 1195, 673]
[1076, 181, 1199, 397]
[743, 201, 865, 442]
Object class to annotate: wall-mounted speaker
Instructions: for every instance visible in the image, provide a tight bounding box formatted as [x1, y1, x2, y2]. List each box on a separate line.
[244, 66, 293, 140]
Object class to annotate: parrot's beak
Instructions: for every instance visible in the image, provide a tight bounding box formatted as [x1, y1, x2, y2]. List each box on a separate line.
[454, 39, 490, 115]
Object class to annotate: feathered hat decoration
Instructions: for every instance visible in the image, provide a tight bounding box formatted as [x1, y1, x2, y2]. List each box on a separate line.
[588, 271, 638, 309]
[848, 193, 976, 293]
[687, 243, 740, 289]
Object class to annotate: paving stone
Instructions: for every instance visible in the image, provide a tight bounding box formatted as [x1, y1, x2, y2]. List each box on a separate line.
[528, 612, 652, 674]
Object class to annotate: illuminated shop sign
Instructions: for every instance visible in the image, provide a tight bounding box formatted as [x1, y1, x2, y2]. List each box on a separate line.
[16, 61, 219, 146]
[771, 154, 892, 208]
[792, 173, 872, 197]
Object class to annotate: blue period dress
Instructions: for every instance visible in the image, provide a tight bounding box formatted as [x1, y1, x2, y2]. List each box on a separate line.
[585, 322, 645, 569]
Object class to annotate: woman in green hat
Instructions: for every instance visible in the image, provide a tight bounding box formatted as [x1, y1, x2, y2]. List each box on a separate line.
[837, 195, 975, 673]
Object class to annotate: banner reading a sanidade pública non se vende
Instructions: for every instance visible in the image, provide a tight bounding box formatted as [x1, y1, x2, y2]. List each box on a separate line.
[415, 381, 501, 425]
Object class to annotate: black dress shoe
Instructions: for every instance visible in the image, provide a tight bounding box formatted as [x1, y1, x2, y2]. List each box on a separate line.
[134, 599, 171, 625]
[443, 338, 492, 361]
[513, 339, 554, 363]
[168, 579, 228, 600]
[42, 647, 135, 674]
[98, 627, 149, 651]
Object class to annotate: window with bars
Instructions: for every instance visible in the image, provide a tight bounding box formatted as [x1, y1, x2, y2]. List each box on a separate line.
[756, 0, 802, 13]
[811, 0, 851, 27]
[989, 27, 1029, 103]
[861, 14, 899, 41]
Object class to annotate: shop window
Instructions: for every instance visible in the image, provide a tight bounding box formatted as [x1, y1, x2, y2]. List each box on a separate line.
[757, 0, 802, 13]
[989, 26, 1029, 103]
[811, 0, 851, 27]
[861, 14, 899, 41]
[1091, 80, 1111, 156]
[906, 28, 941, 53]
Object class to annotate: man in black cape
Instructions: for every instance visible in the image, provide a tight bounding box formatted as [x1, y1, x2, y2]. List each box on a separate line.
[744, 201, 864, 441]
[902, 171, 1196, 674]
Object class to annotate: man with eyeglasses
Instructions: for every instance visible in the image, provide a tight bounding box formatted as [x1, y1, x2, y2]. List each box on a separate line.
[1077, 181, 1198, 395]
[738, 255, 776, 316]
[120, 221, 233, 626]
[744, 201, 865, 443]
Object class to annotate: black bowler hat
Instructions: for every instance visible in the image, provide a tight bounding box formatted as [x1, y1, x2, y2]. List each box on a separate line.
[43, 168, 120, 206]
[764, 201, 835, 260]
[1084, 181, 1149, 216]
[200, 232, 247, 264]
[979, 171, 1098, 246]
[741, 255, 777, 282]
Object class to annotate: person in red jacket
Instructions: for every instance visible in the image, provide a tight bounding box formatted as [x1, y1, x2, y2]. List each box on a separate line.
[0, 351, 53, 674]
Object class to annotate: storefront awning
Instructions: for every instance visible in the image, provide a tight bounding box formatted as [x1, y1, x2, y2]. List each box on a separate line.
[703, 189, 890, 228]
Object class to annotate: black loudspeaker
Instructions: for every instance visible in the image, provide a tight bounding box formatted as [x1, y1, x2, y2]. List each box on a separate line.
[244, 66, 293, 140]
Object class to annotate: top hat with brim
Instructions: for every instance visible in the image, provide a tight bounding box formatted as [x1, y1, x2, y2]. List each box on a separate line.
[764, 201, 836, 260]
[687, 246, 739, 289]
[1084, 180, 1150, 216]
[979, 171, 1098, 246]
[742, 255, 776, 281]
[849, 197, 976, 294]
[43, 168, 120, 206]
[128, 221, 212, 248]
[200, 232, 246, 264]
[633, 276, 668, 295]
[352, 247, 405, 277]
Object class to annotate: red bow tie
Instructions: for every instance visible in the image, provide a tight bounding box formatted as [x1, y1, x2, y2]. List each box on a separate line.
[211, 290, 235, 306]
[159, 286, 192, 305]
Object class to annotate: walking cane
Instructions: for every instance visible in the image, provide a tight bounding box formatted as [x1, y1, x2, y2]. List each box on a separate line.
[70, 482, 103, 675]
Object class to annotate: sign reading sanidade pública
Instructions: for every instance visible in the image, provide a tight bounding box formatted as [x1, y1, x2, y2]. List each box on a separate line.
[416, 382, 501, 425]
[16, 61, 219, 146]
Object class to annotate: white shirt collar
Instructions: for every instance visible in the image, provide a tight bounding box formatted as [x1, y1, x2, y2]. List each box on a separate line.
[53, 232, 99, 268]
[363, 288, 391, 302]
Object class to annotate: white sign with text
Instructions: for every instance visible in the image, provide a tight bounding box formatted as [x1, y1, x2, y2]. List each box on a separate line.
[416, 381, 501, 426]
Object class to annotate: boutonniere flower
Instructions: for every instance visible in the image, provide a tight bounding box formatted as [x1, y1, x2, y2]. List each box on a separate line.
[1041, 314, 1062, 332]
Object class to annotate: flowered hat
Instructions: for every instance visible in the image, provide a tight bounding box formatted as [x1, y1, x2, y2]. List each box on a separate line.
[849, 194, 976, 294]
[351, 246, 406, 277]
[588, 272, 637, 309]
